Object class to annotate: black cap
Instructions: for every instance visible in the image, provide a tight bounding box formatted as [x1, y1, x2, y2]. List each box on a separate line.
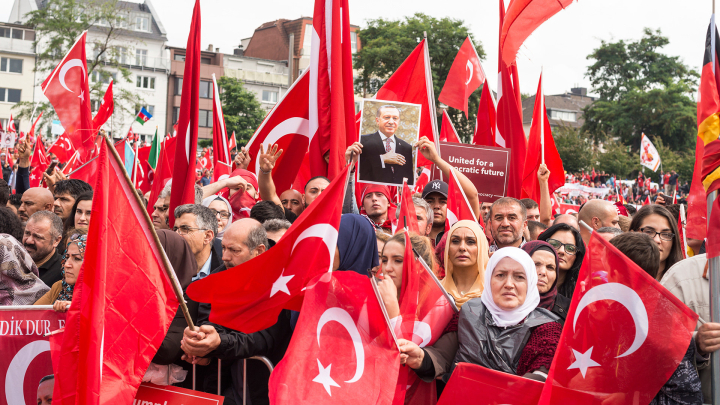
[422, 180, 448, 198]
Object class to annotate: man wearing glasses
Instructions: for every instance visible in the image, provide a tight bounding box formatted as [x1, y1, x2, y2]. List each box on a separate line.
[173, 204, 220, 281]
[488, 197, 528, 252]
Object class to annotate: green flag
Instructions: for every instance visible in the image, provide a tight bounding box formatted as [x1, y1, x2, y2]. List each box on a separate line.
[148, 127, 161, 169]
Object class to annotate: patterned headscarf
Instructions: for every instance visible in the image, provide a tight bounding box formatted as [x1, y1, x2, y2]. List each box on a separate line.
[0, 234, 49, 305]
[57, 233, 87, 302]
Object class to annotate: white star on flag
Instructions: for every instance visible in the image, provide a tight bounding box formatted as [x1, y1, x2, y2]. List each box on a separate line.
[270, 272, 294, 297]
[30, 174, 37, 180]
[312, 359, 339, 396]
[567, 347, 601, 378]
[78, 90, 85, 102]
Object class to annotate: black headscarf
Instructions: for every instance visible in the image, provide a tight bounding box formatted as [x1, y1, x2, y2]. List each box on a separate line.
[337, 214, 379, 276]
[537, 223, 585, 299]
[522, 240, 559, 311]
[157, 229, 198, 291]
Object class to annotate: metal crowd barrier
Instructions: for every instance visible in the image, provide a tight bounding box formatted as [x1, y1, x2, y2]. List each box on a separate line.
[243, 356, 274, 405]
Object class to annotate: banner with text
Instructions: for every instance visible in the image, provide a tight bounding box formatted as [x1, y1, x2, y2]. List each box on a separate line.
[134, 383, 224, 404]
[434, 142, 510, 203]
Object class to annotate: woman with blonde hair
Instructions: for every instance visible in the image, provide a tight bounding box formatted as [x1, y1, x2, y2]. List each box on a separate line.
[440, 220, 489, 309]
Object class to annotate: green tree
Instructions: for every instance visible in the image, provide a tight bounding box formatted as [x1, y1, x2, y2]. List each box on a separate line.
[354, 13, 485, 141]
[12, 0, 144, 136]
[217, 76, 266, 146]
[582, 28, 698, 150]
[553, 126, 594, 173]
[594, 139, 637, 178]
[648, 137, 696, 186]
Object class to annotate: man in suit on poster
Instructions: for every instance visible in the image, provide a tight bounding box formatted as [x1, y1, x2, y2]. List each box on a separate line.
[359, 105, 414, 185]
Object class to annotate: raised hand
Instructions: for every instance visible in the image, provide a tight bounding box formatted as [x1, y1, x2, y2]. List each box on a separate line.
[414, 136, 439, 164]
[234, 146, 251, 170]
[537, 163, 550, 183]
[258, 143, 283, 174]
[345, 141, 363, 164]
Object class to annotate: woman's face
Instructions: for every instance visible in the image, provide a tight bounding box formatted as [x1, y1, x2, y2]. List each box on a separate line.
[448, 227, 478, 269]
[208, 200, 230, 232]
[549, 230, 577, 272]
[63, 243, 83, 285]
[490, 257, 528, 311]
[74, 200, 92, 229]
[532, 250, 557, 294]
[638, 213, 673, 264]
[380, 241, 404, 290]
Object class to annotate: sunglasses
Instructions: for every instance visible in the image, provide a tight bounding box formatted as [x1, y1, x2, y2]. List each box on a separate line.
[547, 238, 577, 255]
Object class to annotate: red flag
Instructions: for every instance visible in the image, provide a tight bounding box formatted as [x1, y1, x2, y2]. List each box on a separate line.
[678, 204, 688, 259]
[269, 271, 400, 404]
[445, 168, 479, 231]
[472, 79, 497, 147]
[395, 180, 420, 234]
[228, 130, 237, 153]
[211, 74, 232, 181]
[62, 151, 80, 174]
[521, 74, 565, 202]
[642, 195, 651, 206]
[53, 138, 180, 405]
[187, 164, 351, 333]
[538, 232, 698, 404]
[41, 31, 94, 162]
[29, 138, 50, 187]
[6, 114, 16, 133]
[308, 0, 356, 179]
[438, 36, 486, 118]
[439, 110, 461, 143]
[413, 164, 431, 193]
[438, 363, 544, 405]
[92, 80, 114, 130]
[550, 193, 561, 215]
[246, 70, 311, 193]
[499, 0, 574, 68]
[168, 0, 201, 227]
[27, 111, 43, 143]
[146, 136, 176, 214]
[375, 40, 440, 167]
[48, 132, 76, 163]
[198, 148, 213, 171]
[706, 197, 720, 258]
[133, 145, 152, 193]
[495, 55, 526, 197]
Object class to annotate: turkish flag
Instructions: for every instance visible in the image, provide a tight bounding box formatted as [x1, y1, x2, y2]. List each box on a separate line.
[376, 40, 439, 167]
[246, 70, 311, 193]
[395, 180, 420, 234]
[558, 203, 580, 215]
[211, 75, 232, 181]
[187, 164, 351, 333]
[92, 80, 114, 131]
[438, 362, 543, 405]
[41, 31, 94, 163]
[499, 0, 574, 68]
[538, 232, 698, 404]
[61, 151, 80, 174]
[146, 136, 176, 215]
[53, 138, 180, 405]
[550, 193, 561, 215]
[228, 130, 237, 154]
[413, 164, 432, 194]
[495, 66, 526, 199]
[472, 79, 497, 147]
[198, 149, 212, 171]
[269, 271, 400, 405]
[168, 0, 201, 227]
[134, 145, 152, 194]
[6, 114, 16, 133]
[438, 36, 486, 118]
[29, 138, 50, 187]
[308, 0, 356, 180]
[439, 110, 461, 143]
[521, 74, 565, 202]
[48, 132, 76, 163]
[227, 184, 256, 219]
[291, 151, 312, 193]
[445, 168, 479, 231]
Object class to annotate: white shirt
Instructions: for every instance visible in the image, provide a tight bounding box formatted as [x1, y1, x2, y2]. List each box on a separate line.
[192, 254, 213, 282]
[379, 132, 396, 169]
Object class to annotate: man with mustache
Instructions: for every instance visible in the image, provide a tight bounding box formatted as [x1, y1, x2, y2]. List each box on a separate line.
[488, 197, 527, 253]
[359, 105, 414, 185]
[22, 211, 63, 285]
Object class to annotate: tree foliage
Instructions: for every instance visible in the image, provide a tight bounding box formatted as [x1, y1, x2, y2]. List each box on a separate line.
[553, 126, 594, 173]
[594, 139, 636, 179]
[354, 13, 486, 141]
[217, 76, 266, 146]
[582, 28, 698, 150]
[13, 0, 144, 136]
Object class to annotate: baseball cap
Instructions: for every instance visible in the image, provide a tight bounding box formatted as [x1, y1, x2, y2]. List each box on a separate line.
[422, 180, 448, 198]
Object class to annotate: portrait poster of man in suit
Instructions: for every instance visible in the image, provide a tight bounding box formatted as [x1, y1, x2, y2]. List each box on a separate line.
[357, 100, 421, 186]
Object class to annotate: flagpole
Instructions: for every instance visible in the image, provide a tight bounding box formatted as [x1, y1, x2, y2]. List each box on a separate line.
[104, 134, 197, 331]
[540, 67, 545, 165]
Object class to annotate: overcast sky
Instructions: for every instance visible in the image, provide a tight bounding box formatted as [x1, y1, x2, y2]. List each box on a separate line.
[3, 0, 713, 96]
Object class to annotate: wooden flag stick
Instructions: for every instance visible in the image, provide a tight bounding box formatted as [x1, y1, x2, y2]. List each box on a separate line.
[104, 134, 196, 331]
[540, 66, 545, 165]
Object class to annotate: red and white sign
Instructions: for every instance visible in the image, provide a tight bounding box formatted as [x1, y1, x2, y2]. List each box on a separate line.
[434, 141, 510, 203]
[0, 131, 16, 149]
[559, 203, 581, 215]
[0, 307, 65, 405]
[134, 383, 224, 404]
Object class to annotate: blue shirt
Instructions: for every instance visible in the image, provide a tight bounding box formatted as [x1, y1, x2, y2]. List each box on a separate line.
[192, 255, 212, 282]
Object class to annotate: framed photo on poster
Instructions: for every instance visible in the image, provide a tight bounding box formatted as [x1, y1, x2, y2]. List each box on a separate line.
[357, 99, 421, 187]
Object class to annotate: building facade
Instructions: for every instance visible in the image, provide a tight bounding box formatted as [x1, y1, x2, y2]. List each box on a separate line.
[224, 53, 289, 112]
[522, 87, 596, 135]
[0, 22, 35, 132]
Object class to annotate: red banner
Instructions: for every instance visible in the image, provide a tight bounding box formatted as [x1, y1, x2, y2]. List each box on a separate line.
[433, 141, 510, 203]
[134, 383, 224, 404]
[559, 203, 581, 215]
[0, 306, 65, 405]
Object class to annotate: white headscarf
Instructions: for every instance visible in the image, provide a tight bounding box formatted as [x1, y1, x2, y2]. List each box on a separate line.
[201, 195, 233, 240]
[480, 247, 540, 327]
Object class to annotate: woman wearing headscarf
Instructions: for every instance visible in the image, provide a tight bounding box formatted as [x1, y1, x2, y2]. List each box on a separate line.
[34, 229, 87, 312]
[145, 230, 199, 388]
[440, 220, 489, 309]
[399, 247, 562, 383]
[202, 195, 233, 239]
[522, 241, 570, 323]
[333, 214, 379, 275]
[0, 234, 49, 306]
[536, 223, 585, 299]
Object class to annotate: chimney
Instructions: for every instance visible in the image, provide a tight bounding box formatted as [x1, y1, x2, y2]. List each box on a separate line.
[215, 47, 220, 53]
[234, 44, 244, 56]
[570, 87, 587, 96]
[207, 44, 214, 52]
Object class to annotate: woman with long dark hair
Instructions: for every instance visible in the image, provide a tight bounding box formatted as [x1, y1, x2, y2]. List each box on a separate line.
[629, 205, 683, 280]
[536, 223, 585, 299]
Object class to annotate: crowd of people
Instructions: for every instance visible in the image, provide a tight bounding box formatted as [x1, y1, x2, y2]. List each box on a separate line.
[1, 136, 719, 405]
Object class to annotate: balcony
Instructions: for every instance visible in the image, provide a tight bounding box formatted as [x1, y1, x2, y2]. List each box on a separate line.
[93, 55, 170, 73]
[225, 68, 287, 86]
[0, 36, 35, 56]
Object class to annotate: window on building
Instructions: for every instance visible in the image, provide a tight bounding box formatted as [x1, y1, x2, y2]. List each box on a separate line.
[198, 109, 212, 127]
[173, 107, 179, 124]
[0, 28, 10, 38]
[201, 57, 211, 65]
[175, 77, 183, 95]
[550, 110, 576, 122]
[350, 31, 358, 54]
[115, 47, 128, 64]
[174, 54, 186, 62]
[23, 30, 35, 41]
[302, 24, 313, 54]
[135, 49, 147, 66]
[136, 75, 155, 89]
[91, 100, 100, 112]
[0, 58, 23, 73]
[11, 28, 23, 40]
[92, 47, 106, 61]
[262, 90, 278, 103]
[199, 80, 211, 98]
[0, 88, 22, 103]
[135, 16, 149, 32]
[91, 71, 115, 84]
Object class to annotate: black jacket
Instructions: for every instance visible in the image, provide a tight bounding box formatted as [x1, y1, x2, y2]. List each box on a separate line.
[38, 252, 63, 287]
[550, 293, 571, 324]
[358, 131, 414, 186]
